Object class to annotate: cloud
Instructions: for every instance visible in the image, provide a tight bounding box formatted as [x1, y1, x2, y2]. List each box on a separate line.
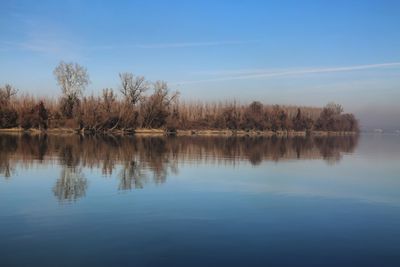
[176, 62, 400, 84]
[1, 40, 68, 54]
[1, 38, 255, 55]
[135, 40, 254, 48]
[0, 13, 83, 59]
[87, 40, 256, 50]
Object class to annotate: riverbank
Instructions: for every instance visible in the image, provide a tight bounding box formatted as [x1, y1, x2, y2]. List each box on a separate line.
[0, 127, 357, 136]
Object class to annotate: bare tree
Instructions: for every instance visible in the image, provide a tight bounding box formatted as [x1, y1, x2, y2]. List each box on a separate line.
[102, 88, 116, 113]
[153, 81, 179, 105]
[141, 81, 179, 128]
[0, 84, 18, 106]
[119, 72, 149, 105]
[53, 61, 90, 99]
[53, 61, 90, 118]
[325, 102, 343, 115]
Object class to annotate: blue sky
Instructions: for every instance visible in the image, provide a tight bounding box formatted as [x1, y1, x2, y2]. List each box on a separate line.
[1, 0, 400, 129]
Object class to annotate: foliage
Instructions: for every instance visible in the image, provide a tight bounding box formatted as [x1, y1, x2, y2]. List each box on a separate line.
[0, 63, 359, 133]
[54, 61, 90, 99]
[19, 101, 49, 130]
[315, 103, 358, 132]
[0, 84, 18, 128]
[54, 61, 89, 119]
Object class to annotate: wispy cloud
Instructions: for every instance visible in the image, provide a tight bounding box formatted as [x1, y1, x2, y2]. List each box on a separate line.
[87, 40, 256, 50]
[1, 39, 256, 54]
[0, 13, 83, 59]
[136, 40, 254, 48]
[176, 62, 400, 84]
[0, 40, 71, 54]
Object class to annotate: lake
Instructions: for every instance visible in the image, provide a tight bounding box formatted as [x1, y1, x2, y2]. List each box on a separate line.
[0, 134, 399, 267]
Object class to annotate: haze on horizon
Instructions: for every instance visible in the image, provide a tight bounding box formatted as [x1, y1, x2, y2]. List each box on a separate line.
[1, 0, 399, 131]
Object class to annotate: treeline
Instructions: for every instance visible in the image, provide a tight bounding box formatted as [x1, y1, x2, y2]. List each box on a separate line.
[0, 61, 359, 133]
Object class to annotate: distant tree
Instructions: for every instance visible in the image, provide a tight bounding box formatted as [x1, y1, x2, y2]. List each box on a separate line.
[315, 102, 358, 132]
[166, 105, 180, 133]
[0, 107, 18, 128]
[220, 105, 241, 130]
[59, 97, 78, 119]
[19, 101, 49, 130]
[114, 73, 149, 130]
[0, 84, 18, 128]
[37, 101, 49, 129]
[0, 84, 18, 106]
[278, 108, 290, 130]
[292, 108, 313, 131]
[54, 61, 90, 99]
[242, 101, 265, 130]
[119, 72, 149, 105]
[141, 81, 179, 128]
[325, 102, 343, 115]
[99, 88, 120, 129]
[80, 96, 102, 131]
[339, 113, 359, 132]
[321, 103, 342, 129]
[271, 105, 290, 131]
[101, 88, 116, 113]
[54, 61, 90, 118]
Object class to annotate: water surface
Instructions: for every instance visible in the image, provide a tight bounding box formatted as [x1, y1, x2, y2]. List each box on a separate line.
[0, 134, 399, 266]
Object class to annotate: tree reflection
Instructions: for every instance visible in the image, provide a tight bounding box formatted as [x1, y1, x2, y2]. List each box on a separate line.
[0, 133, 359, 201]
[118, 160, 146, 190]
[0, 134, 18, 178]
[53, 167, 88, 202]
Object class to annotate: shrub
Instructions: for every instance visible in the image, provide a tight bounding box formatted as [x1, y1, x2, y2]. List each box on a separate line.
[19, 101, 49, 130]
[0, 107, 18, 128]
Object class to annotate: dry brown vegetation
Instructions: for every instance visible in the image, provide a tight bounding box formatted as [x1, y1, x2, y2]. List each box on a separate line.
[0, 61, 359, 134]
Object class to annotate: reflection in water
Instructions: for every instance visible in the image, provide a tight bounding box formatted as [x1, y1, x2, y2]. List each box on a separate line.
[0, 135, 17, 178]
[118, 160, 146, 190]
[53, 167, 87, 202]
[0, 134, 358, 202]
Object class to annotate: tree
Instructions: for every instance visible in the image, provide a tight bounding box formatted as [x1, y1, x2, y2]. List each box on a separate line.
[54, 61, 90, 99]
[338, 113, 359, 132]
[325, 102, 343, 115]
[113, 73, 149, 130]
[242, 101, 265, 130]
[0, 108, 18, 128]
[220, 105, 241, 130]
[0, 84, 18, 106]
[119, 72, 149, 105]
[37, 101, 49, 129]
[101, 88, 116, 113]
[80, 96, 102, 131]
[292, 108, 313, 131]
[0, 84, 18, 128]
[141, 81, 179, 128]
[54, 61, 90, 118]
[19, 101, 49, 130]
[315, 102, 358, 132]
[271, 105, 290, 131]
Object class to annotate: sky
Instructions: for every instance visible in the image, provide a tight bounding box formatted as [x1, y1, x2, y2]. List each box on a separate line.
[0, 0, 400, 130]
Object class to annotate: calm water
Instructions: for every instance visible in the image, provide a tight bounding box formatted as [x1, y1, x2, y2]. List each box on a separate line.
[0, 134, 399, 267]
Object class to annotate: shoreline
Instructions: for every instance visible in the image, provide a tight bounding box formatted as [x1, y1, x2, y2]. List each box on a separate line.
[0, 127, 358, 137]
